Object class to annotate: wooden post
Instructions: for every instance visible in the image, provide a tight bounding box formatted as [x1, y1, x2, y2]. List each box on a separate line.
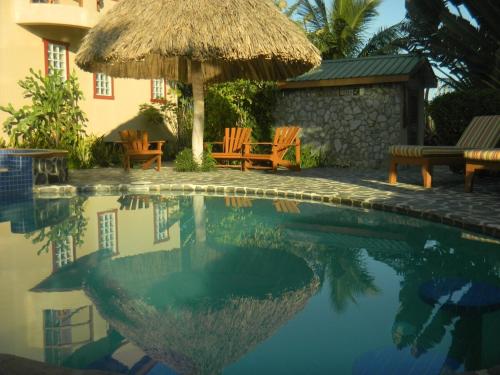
[421, 159, 432, 188]
[388, 158, 398, 184]
[191, 61, 204, 165]
[465, 163, 475, 193]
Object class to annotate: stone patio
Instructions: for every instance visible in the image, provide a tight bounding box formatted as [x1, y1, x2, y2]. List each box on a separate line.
[33, 164, 500, 238]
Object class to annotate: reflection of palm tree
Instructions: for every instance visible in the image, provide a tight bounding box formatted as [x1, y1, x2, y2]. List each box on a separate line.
[325, 248, 379, 312]
[388, 240, 500, 369]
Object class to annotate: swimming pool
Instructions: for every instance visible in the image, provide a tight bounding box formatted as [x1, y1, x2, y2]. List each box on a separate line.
[0, 193, 499, 374]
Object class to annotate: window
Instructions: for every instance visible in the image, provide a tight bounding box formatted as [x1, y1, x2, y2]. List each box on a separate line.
[52, 236, 75, 271]
[44, 306, 94, 365]
[154, 202, 170, 243]
[98, 210, 118, 254]
[151, 79, 166, 102]
[94, 73, 114, 99]
[44, 40, 69, 80]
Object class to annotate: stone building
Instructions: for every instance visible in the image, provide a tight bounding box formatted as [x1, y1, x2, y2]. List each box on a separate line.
[275, 55, 437, 168]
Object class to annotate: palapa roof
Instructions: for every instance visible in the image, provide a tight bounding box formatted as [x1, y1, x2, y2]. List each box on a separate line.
[76, 0, 321, 83]
[280, 55, 437, 89]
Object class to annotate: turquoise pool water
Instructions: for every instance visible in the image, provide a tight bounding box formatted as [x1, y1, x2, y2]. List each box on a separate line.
[0, 194, 499, 374]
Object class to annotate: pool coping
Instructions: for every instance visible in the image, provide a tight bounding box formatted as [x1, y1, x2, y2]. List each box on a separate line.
[33, 182, 500, 239]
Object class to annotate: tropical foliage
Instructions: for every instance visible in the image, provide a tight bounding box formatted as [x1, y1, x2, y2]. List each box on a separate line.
[0, 69, 89, 166]
[405, 0, 500, 89]
[174, 147, 216, 172]
[427, 89, 500, 145]
[205, 80, 278, 142]
[291, 0, 407, 59]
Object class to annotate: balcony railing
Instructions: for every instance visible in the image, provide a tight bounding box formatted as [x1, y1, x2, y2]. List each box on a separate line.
[14, 0, 101, 29]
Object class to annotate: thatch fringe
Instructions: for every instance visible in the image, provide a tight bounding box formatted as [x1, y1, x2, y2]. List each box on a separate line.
[76, 0, 321, 82]
[87, 279, 320, 375]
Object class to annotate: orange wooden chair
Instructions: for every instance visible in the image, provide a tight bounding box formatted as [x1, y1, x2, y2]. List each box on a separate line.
[119, 130, 165, 171]
[273, 199, 301, 214]
[242, 127, 301, 172]
[205, 127, 252, 168]
[224, 196, 253, 208]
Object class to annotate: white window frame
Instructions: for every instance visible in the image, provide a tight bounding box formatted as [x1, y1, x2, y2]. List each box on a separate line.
[94, 73, 114, 99]
[45, 40, 68, 80]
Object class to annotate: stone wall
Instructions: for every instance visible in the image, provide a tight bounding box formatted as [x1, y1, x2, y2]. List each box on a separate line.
[274, 84, 403, 168]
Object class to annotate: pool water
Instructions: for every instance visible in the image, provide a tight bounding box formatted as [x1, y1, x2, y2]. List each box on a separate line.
[0, 194, 499, 374]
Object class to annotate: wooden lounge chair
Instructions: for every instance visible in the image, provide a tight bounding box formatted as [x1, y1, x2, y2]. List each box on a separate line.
[388, 115, 500, 188]
[242, 126, 301, 172]
[464, 149, 500, 192]
[119, 130, 164, 171]
[205, 127, 252, 168]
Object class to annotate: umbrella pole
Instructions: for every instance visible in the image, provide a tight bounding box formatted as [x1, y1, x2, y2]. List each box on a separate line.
[191, 61, 204, 165]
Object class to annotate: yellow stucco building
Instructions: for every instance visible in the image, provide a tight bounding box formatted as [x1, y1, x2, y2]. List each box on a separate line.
[0, 0, 176, 142]
[0, 194, 181, 367]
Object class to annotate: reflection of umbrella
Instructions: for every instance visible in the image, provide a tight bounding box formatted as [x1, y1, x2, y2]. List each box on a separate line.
[76, 0, 320, 163]
[85, 246, 319, 375]
[419, 278, 500, 312]
[352, 346, 461, 375]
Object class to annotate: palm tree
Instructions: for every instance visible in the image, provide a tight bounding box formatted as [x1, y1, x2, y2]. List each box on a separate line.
[292, 0, 406, 59]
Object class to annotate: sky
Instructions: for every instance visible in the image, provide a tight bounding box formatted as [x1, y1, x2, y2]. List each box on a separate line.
[368, 0, 406, 34]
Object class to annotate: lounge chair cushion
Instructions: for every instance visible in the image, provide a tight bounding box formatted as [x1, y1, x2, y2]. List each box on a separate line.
[456, 115, 500, 148]
[464, 149, 500, 161]
[389, 145, 465, 158]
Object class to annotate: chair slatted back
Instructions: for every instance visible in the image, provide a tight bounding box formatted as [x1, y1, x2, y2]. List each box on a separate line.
[273, 127, 301, 159]
[223, 127, 252, 153]
[119, 130, 150, 153]
[456, 115, 500, 148]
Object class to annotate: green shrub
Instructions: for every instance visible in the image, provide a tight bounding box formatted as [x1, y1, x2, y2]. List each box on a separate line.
[285, 144, 327, 169]
[90, 136, 122, 167]
[174, 148, 216, 172]
[427, 89, 500, 145]
[205, 80, 278, 142]
[0, 69, 89, 167]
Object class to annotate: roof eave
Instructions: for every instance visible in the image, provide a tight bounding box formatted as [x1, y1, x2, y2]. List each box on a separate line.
[278, 74, 411, 90]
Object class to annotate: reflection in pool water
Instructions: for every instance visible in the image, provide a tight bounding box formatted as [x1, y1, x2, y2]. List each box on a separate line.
[0, 194, 499, 374]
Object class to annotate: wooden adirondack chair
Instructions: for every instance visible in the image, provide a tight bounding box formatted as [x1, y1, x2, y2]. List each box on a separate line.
[119, 130, 164, 171]
[273, 199, 301, 214]
[225, 196, 253, 208]
[205, 127, 252, 168]
[242, 127, 301, 172]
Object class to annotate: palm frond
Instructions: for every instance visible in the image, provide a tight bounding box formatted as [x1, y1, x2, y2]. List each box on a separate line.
[358, 21, 408, 57]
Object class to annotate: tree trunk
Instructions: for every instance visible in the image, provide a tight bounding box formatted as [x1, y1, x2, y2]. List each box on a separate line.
[191, 61, 204, 165]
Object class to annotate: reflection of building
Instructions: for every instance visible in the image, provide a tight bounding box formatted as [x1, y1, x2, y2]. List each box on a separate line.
[0, 195, 181, 367]
[0, 0, 177, 142]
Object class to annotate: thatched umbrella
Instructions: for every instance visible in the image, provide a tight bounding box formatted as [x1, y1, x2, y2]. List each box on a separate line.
[76, 0, 321, 163]
[85, 246, 320, 375]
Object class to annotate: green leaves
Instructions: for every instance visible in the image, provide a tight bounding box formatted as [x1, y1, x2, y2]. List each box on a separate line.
[205, 80, 278, 142]
[0, 69, 88, 164]
[292, 0, 402, 59]
[405, 0, 500, 89]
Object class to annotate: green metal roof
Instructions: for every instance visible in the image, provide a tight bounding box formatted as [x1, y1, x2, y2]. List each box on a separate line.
[286, 54, 436, 86]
